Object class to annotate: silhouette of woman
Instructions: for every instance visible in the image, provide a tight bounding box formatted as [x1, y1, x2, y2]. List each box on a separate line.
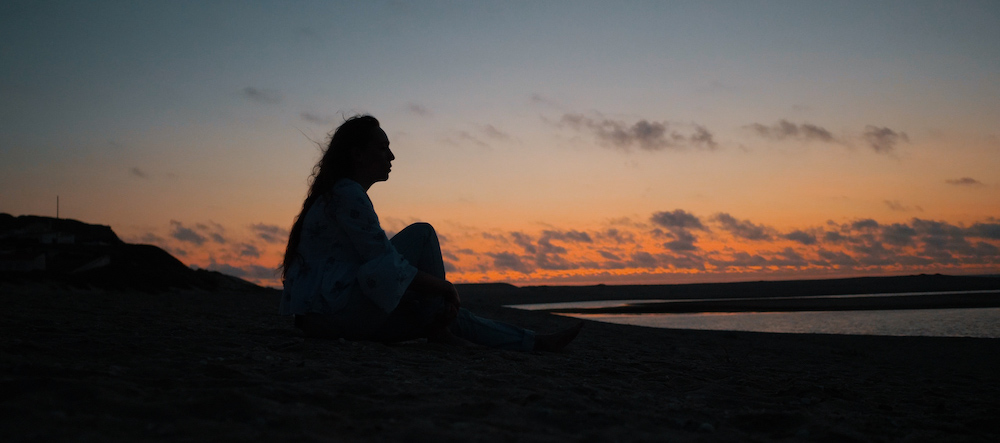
[280, 115, 580, 351]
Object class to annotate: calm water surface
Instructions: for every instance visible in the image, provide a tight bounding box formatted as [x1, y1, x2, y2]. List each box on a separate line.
[508, 291, 1000, 338]
[556, 308, 1000, 338]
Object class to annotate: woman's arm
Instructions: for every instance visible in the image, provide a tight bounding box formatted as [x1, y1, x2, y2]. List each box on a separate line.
[328, 180, 419, 313]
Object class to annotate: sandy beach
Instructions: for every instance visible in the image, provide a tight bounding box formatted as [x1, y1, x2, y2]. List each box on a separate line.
[3, 281, 1000, 442]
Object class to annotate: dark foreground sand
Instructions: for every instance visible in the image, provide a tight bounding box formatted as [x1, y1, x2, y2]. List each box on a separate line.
[3, 282, 1000, 442]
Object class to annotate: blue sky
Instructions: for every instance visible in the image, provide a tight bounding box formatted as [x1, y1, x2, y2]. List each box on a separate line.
[2, 1, 998, 285]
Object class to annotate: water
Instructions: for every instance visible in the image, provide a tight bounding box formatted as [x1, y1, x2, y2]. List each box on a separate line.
[508, 290, 1000, 338]
[506, 289, 1000, 311]
[555, 308, 1000, 338]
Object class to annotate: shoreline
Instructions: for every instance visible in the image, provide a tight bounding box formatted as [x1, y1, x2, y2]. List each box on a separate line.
[3, 281, 999, 441]
[540, 290, 1000, 314]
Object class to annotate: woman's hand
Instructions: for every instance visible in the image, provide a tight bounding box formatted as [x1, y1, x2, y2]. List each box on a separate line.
[409, 271, 461, 321]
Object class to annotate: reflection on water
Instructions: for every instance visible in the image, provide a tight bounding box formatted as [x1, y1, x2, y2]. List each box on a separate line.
[506, 289, 1000, 311]
[557, 308, 1000, 338]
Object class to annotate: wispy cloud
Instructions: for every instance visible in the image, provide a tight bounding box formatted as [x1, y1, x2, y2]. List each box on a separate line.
[456, 131, 489, 148]
[711, 213, 774, 241]
[487, 251, 533, 274]
[558, 113, 717, 152]
[863, 125, 908, 154]
[300, 112, 333, 125]
[528, 93, 558, 108]
[884, 200, 923, 212]
[651, 209, 708, 251]
[250, 223, 290, 244]
[689, 125, 717, 149]
[651, 210, 706, 231]
[170, 220, 206, 245]
[784, 230, 817, 245]
[407, 103, 431, 116]
[242, 87, 281, 104]
[482, 124, 511, 141]
[946, 177, 984, 187]
[238, 243, 261, 258]
[130, 167, 148, 179]
[746, 120, 836, 143]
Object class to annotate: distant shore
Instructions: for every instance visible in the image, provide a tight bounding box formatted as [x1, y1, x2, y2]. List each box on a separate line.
[3, 276, 1000, 441]
[473, 273, 1000, 305]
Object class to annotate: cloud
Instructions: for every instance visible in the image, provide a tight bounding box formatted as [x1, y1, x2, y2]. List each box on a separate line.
[189, 222, 227, 244]
[130, 167, 148, 179]
[541, 229, 592, 243]
[598, 250, 621, 261]
[407, 103, 431, 116]
[709, 251, 770, 270]
[968, 222, 1000, 240]
[509, 232, 536, 254]
[784, 230, 816, 245]
[497, 229, 595, 271]
[863, 126, 908, 154]
[250, 223, 290, 244]
[690, 125, 718, 149]
[851, 219, 879, 230]
[659, 253, 707, 271]
[558, 113, 715, 151]
[242, 87, 281, 104]
[884, 200, 923, 212]
[440, 211, 999, 283]
[712, 213, 774, 241]
[300, 112, 333, 125]
[945, 177, 984, 187]
[628, 251, 658, 268]
[651, 210, 707, 252]
[443, 131, 490, 149]
[596, 228, 634, 244]
[747, 120, 836, 143]
[238, 243, 260, 258]
[816, 249, 858, 266]
[169, 220, 206, 245]
[482, 124, 511, 141]
[487, 251, 533, 274]
[663, 230, 700, 252]
[529, 93, 558, 107]
[881, 223, 918, 247]
[823, 231, 847, 243]
[911, 218, 976, 261]
[650, 210, 706, 231]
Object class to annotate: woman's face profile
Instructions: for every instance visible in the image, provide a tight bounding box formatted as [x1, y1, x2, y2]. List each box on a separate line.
[351, 128, 395, 185]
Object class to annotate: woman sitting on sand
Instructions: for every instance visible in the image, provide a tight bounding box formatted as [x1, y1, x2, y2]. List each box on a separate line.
[280, 115, 581, 351]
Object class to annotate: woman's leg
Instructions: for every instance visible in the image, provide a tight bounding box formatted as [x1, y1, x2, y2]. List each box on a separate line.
[449, 308, 536, 351]
[390, 222, 446, 278]
[388, 223, 572, 351]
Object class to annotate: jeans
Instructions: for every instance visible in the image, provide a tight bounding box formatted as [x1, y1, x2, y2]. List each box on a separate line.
[300, 223, 535, 351]
[387, 223, 535, 351]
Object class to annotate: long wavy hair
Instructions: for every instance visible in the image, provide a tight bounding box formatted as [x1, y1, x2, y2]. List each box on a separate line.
[281, 114, 381, 279]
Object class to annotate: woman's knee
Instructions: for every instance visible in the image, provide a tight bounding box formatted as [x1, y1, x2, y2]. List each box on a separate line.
[392, 222, 437, 245]
[399, 222, 435, 237]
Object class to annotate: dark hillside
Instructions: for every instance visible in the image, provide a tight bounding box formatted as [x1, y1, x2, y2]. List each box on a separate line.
[1, 213, 270, 293]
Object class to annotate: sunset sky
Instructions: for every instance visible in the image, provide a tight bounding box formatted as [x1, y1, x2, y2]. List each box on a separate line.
[3, 1, 998, 287]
